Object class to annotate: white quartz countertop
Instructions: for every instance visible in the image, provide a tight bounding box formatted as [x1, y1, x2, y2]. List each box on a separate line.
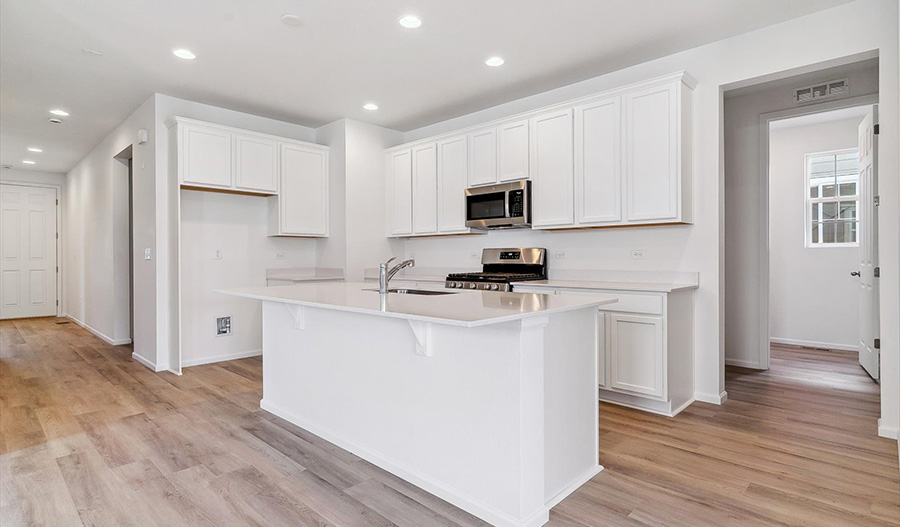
[512, 279, 698, 293]
[218, 282, 617, 328]
[266, 267, 344, 282]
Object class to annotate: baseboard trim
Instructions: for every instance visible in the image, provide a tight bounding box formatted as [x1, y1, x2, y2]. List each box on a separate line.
[877, 419, 899, 440]
[770, 337, 857, 352]
[131, 352, 164, 372]
[725, 358, 763, 369]
[544, 465, 603, 510]
[261, 398, 552, 527]
[182, 349, 262, 368]
[65, 316, 130, 346]
[695, 391, 728, 405]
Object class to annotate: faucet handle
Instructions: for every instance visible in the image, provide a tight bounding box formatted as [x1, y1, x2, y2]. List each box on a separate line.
[381, 257, 396, 269]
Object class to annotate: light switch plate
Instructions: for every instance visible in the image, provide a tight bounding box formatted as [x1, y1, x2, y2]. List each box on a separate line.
[144, 248, 151, 260]
[214, 249, 223, 260]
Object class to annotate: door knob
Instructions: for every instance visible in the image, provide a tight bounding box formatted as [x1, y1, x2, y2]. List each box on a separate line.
[850, 271, 861, 277]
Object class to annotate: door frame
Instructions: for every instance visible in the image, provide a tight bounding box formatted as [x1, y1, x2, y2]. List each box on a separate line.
[0, 180, 63, 317]
[757, 93, 878, 370]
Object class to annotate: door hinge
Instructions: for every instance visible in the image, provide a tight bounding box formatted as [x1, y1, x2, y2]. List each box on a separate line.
[874, 195, 880, 206]
[874, 338, 880, 350]
[873, 124, 880, 135]
[56, 199, 58, 205]
[56, 232, 59, 239]
[874, 267, 880, 278]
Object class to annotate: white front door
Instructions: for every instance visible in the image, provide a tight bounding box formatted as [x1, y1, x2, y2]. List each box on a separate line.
[856, 106, 879, 381]
[0, 184, 58, 319]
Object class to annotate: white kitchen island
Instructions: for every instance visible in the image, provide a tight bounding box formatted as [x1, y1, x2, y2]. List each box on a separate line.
[218, 282, 617, 527]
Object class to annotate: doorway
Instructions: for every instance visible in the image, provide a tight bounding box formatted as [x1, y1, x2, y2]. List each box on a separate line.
[766, 105, 880, 380]
[113, 146, 134, 344]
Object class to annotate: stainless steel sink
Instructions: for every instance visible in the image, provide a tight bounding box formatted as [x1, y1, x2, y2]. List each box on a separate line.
[364, 288, 457, 296]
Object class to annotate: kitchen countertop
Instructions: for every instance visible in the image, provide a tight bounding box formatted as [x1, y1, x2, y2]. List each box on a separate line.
[511, 279, 698, 293]
[218, 282, 617, 328]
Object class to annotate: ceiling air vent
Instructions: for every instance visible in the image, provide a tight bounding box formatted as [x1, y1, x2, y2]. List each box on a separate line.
[793, 78, 849, 104]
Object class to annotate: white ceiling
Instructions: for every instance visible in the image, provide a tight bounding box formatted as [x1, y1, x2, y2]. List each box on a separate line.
[1, 0, 852, 174]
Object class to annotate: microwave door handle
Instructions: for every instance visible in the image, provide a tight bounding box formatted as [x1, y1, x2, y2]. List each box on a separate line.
[504, 190, 511, 218]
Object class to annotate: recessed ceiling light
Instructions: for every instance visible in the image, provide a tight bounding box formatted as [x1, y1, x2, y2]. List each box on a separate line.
[22, 160, 35, 165]
[49, 109, 69, 116]
[485, 56, 505, 67]
[27, 147, 43, 153]
[363, 103, 379, 111]
[173, 48, 196, 60]
[281, 14, 303, 27]
[398, 15, 422, 29]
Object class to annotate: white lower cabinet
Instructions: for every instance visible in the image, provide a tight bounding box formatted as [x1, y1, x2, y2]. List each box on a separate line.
[514, 284, 695, 416]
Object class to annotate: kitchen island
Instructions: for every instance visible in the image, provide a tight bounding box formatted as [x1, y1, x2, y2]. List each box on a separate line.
[218, 282, 617, 527]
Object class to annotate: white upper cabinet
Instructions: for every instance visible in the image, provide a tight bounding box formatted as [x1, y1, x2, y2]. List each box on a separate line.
[468, 128, 498, 187]
[274, 142, 329, 237]
[412, 143, 438, 235]
[234, 132, 278, 193]
[575, 97, 622, 225]
[386, 149, 413, 236]
[437, 136, 469, 233]
[181, 123, 232, 189]
[498, 119, 529, 182]
[625, 83, 678, 222]
[530, 109, 574, 228]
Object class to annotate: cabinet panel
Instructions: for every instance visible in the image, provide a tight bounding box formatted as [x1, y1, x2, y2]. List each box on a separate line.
[412, 144, 438, 234]
[388, 150, 413, 236]
[498, 119, 529, 182]
[625, 84, 678, 222]
[468, 129, 497, 187]
[437, 136, 469, 233]
[609, 313, 664, 398]
[183, 125, 232, 188]
[530, 109, 574, 228]
[280, 143, 328, 236]
[575, 98, 622, 224]
[598, 312, 607, 388]
[234, 133, 278, 193]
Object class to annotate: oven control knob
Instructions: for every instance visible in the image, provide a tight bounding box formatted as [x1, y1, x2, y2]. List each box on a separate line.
[456, 282, 463, 288]
[490, 284, 499, 291]
[468, 283, 476, 289]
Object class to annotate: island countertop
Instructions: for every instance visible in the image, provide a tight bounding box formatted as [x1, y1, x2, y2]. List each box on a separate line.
[218, 282, 617, 328]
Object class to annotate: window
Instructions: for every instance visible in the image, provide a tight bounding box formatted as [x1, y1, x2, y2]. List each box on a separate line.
[805, 149, 859, 247]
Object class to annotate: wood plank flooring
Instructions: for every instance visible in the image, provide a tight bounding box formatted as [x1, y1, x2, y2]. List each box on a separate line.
[1, 317, 897, 526]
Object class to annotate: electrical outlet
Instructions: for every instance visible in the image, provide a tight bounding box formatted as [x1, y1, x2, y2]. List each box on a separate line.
[555, 250, 567, 260]
[214, 249, 223, 260]
[144, 248, 152, 260]
[470, 251, 480, 260]
[275, 251, 285, 260]
[631, 250, 645, 259]
[216, 316, 232, 336]
[409, 252, 416, 260]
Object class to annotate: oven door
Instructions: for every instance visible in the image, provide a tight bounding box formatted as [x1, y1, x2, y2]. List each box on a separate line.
[465, 181, 530, 229]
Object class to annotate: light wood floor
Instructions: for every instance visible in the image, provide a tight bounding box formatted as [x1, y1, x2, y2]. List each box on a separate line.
[1, 317, 897, 526]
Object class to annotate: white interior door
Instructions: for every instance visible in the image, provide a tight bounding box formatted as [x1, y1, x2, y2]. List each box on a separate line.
[1, 184, 58, 319]
[856, 106, 879, 381]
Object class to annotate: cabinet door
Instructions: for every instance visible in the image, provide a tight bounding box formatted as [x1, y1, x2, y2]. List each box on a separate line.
[598, 311, 607, 388]
[388, 149, 413, 236]
[182, 124, 232, 188]
[234, 132, 278, 193]
[437, 136, 468, 233]
[468, 128, 497, 187]
[625, 83, 678, 222]
[575, 97, 622, 225]
[280, 143, 328, 236]
[530, 109, 574, 228]
[498, 119, 529, 182]
[609, 313, 664, 398]
[412, 143, 438, 235]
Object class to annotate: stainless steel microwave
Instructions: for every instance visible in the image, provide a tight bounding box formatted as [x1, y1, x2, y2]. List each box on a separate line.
[465, 180, 531, 229]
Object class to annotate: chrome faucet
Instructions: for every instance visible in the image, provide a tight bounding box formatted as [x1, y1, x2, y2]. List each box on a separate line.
[379, 257, 415, 293]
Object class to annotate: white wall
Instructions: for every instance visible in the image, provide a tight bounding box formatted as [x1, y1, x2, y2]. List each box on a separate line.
[769, 116, 863, 350]
[65, 96, 157, 356]
[154, 94, 321, 369]
[315, 120, 347, 270]
[179, 191, 316, 366]
[724, 61, 878, 368]
[399, 0, 900, 412]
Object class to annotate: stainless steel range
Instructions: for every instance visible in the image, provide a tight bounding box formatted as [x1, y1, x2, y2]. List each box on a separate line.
[445, 248, 547, 292]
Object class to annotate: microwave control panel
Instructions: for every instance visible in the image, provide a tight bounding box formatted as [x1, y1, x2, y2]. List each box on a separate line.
[509, 190, 524, 218]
